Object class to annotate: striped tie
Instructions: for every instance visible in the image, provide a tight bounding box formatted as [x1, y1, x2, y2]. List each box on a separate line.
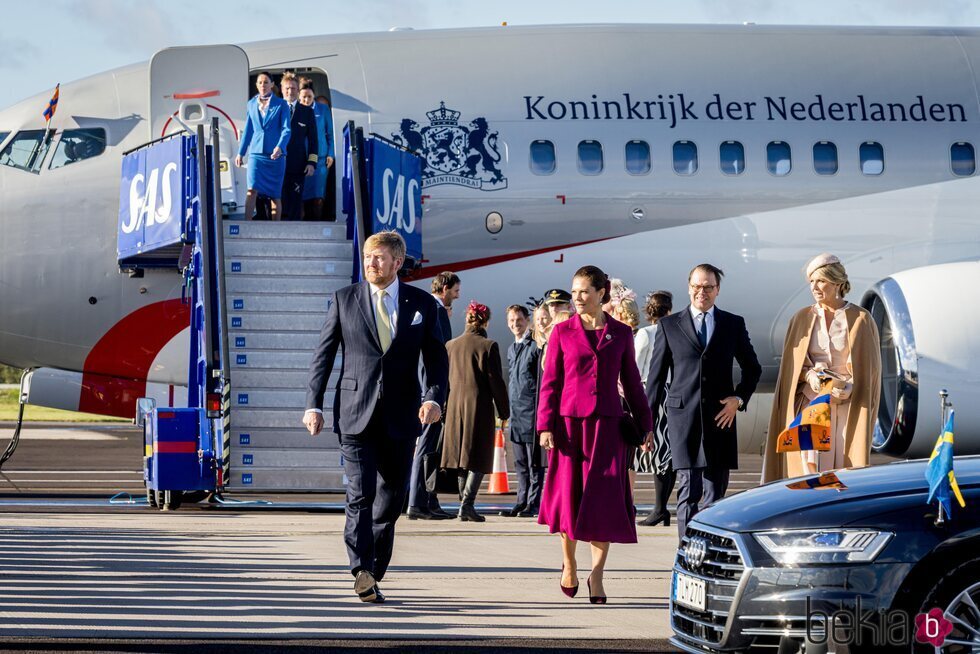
[375, 290, 392, 352]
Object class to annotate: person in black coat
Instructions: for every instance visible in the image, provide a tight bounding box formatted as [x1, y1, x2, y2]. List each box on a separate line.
[406, 272, 460, 519]
[645, 263, 761, 544]
[279, 72, 318, 221]
[303, 231, 448, 603]
[500, 304, 544, 517]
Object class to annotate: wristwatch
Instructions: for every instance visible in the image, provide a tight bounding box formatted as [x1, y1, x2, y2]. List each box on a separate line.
[736, 396, 744, 410]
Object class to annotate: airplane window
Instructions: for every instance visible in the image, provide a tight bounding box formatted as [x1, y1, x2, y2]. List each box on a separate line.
[577, 140, 603, 175]
[719, 141, 745, 175]
[530, 140, 556, 175]
[767, 141, 792, 176]
[49, 128, 107, 170]
[951, 142, 976, 176]
[625, 140, 651, 175]
[0, 132, 9, 147]
[813, 141, 838, 175]
[0, 129, 54, 173]
[673, 141, 698, 175]
[860, 141, 884, 176]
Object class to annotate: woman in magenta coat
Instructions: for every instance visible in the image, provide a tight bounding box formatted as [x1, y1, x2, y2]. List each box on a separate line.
[537, 265, 654, 603]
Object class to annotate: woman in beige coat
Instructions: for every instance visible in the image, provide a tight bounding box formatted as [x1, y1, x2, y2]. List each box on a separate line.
[441, 301, 510, 521]
[762, 253, 881, 483]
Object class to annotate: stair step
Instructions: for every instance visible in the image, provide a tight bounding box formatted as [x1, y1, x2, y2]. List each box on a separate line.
[230, 332, 320, 351]
[228, 468, 345, 492]
[230, 313, 326, 331]
[224, 221, 348, 241]
[226, 275, 348, 295]
[233, 428, 333, 449]
[234, 448, 342, 468]
[226, 258, 352, 277]
[231, 351, 316, 370]
[224, 240, 352, 259]
[232, 408, 328, 429]
[232, 389, 308, 409]
[232, 369, 335, 390]
[228, 294, 332, 313]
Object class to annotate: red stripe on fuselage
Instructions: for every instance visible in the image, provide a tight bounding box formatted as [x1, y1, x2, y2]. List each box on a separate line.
[79, 299, 190, 417]
[403, 237, 612, 281]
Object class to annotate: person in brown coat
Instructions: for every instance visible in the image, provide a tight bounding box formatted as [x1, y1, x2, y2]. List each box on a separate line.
[441, 301, 511, 522]
[762, 253, 881, 483]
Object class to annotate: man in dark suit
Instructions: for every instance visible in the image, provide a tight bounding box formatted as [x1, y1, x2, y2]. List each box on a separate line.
[304, 231, 448, 603]
[406, 271, 460, 519]
[645, 263, 761, 543]
[280, 72, 318, 221]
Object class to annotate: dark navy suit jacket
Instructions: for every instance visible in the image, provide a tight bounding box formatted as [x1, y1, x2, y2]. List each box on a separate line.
[645, 306, 762, 470]
[284, 101, 319, 175]
[306, 280, 448, 439]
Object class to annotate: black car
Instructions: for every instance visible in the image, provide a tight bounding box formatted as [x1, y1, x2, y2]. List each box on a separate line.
[669, 457, 980, 653]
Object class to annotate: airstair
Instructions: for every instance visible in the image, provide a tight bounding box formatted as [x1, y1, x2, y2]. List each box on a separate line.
[223, 221, 352, 490]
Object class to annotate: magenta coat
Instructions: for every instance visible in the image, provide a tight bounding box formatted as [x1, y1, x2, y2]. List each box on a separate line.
[537, 314, 653, 433]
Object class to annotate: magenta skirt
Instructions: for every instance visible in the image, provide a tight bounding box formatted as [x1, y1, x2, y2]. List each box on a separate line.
[537, 415, 636, 543]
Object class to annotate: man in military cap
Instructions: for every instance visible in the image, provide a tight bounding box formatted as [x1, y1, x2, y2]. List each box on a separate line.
[542, 288, 572, 319]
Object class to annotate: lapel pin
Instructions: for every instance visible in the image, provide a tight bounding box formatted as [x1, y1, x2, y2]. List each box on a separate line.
[605, 334, 612, 340]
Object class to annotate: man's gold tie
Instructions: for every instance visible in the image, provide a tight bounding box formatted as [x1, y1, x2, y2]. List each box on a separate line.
[375, 290, 392, 352]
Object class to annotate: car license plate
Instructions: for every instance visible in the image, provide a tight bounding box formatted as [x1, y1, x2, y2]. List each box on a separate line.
[673, 571, 706, 612]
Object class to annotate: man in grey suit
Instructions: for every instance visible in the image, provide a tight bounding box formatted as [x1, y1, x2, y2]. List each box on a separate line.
[304, 231, 448, 603]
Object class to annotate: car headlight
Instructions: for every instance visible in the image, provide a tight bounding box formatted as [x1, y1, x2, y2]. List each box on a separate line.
[753, 529, 893, 565]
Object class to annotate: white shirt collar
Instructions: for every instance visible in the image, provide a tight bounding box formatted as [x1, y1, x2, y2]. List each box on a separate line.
[369, 279, 399, 302]
[431, 292, 446, 308]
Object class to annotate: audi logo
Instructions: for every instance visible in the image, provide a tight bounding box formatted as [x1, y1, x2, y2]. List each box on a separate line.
[684, 536, 709, 569]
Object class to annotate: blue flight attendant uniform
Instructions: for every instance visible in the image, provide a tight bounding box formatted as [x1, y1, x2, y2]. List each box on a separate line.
[238, 94, 291, 197]
[303, 102, 334, 201]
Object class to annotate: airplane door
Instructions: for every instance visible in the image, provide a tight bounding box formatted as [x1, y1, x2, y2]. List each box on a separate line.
[149, 45, 248, 213]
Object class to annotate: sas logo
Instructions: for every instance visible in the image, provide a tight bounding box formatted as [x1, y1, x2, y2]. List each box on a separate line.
[392, 101, 507, 191]
[121, 162, 179, 234]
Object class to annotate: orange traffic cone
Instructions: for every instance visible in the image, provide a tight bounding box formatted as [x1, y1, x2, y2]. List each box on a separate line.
[488, 428, 510, 494]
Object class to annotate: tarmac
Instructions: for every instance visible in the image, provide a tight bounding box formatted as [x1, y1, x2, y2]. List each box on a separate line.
[0, 422, 779, 653]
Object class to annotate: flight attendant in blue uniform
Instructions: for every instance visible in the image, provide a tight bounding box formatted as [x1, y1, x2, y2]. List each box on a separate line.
[235, 72, 291, 220]
[299, 80, 334, 220]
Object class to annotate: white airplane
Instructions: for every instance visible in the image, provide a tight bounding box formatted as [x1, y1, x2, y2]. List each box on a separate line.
[0, 24, 977, 489]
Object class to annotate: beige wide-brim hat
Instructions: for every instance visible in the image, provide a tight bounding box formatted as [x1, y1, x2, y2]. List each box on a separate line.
[805, 252, 841, 279]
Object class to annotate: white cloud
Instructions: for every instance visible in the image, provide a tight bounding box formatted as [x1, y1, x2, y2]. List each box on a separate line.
[62, 0, 189, 55]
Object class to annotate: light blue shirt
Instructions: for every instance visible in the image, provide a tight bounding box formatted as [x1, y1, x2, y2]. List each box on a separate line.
[689, 305, 715, 344]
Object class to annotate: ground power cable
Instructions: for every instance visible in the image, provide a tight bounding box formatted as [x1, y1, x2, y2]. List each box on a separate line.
[0, 368, 31, 470]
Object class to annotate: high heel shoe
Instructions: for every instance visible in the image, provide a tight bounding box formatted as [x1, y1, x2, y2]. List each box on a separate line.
[586, 572, 607, 604]
[560, 564, 579, 598]
[639, 510, 671, 527]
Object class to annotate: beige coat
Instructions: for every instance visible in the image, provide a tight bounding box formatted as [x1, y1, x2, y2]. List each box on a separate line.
[761, 303, 881, 483]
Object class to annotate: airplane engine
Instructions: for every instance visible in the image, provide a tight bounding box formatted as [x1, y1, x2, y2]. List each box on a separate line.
[862, 261, 980, 458]
[23, 367, 187, 419]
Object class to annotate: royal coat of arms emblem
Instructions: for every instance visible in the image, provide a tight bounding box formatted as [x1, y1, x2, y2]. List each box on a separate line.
[391, 102, 507, 191]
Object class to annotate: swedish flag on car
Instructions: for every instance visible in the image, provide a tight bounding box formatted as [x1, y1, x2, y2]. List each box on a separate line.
[926, 411, 966, 514]
[776, 394, 832, 453]
[42, 84, 59, 122]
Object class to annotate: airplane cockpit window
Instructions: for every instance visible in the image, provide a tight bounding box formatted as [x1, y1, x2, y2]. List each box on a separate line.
[951, 142, 976, 176]
[813, 141, 838, 175]
[860, 141, 884, 176]
[49, 128, 107, 169]
[0, 129, 54, 173]
[625, 140, 651, 175]
[0, 132, 9, 148]
[530, 139, 556, 175]
[673, 141, 698, 175]
[577, 140, 603, 175]
[719, 141, 745, 175]
[767, 141, 792, 176]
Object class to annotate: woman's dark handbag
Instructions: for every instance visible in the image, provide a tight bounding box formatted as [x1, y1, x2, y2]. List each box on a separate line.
[424, 428, 463, 494]
[619, 397, 645, 447]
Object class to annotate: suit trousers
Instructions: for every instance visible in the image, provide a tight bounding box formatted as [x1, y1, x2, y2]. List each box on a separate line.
[512, 441, 544, 510]
[408, 420, 444, 511]
[280, 169, 306, 221]
[675, 466, 731, 544]
[339, 405, 417, 581]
